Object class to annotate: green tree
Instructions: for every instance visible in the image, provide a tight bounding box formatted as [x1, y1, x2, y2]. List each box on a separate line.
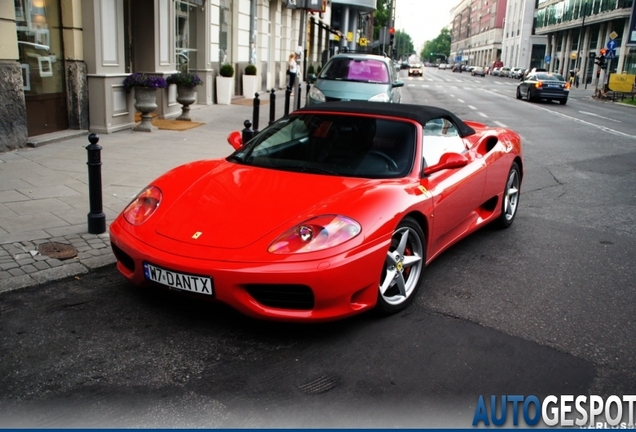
[394, 30, 414, 61]
[421, 28, 451, 63]
[373, 0, 391, 40]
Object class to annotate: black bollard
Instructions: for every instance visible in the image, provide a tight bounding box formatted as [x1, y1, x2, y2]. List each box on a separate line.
[86, 133, 106, 234]
[296, 82, 301, 110]
[242, 119, 254, 144]
[306, 82, 311, 103]
[284, 85, 291, 116]
[269, 89, 276, 126]
[252, 92, 260, 134]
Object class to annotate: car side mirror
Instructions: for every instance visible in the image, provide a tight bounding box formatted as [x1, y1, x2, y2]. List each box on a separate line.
[308, 73, 317, 84]
[227, 130, 243, 150]
[423, 152, 468, 175]
[393, 80, 404, 88]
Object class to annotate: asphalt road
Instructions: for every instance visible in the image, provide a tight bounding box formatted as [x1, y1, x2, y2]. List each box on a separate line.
[0, 68, 634, 428]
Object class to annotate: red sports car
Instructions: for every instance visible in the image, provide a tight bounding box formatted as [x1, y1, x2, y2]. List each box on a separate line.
[110, 102, 523, 322]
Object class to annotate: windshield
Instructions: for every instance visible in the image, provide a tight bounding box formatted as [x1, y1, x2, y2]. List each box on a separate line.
[228, 114, 416, 179]
[318, 58, 390, 83]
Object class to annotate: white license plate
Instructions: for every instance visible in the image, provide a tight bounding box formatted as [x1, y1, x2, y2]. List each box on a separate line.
[143, 263, 213, 295]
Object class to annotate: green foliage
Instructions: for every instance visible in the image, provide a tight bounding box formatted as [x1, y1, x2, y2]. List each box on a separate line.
[373, 0, 390, 40]
[393, 30, 415, 61]
[219, 63, 234, 77]
[166, 72, 203, 87]
[307, 64, 315, 74]
[421, 28, 451, 63]
[244, 64, 257, 76]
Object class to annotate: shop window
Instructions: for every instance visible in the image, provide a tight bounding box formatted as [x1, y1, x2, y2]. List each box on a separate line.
[219, 0, 233, 65]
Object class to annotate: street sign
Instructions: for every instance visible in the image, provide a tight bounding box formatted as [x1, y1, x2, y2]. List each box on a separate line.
[607, 39, 617, 50]
[545, 55, 551, 62]
[606, 49, 617, 59]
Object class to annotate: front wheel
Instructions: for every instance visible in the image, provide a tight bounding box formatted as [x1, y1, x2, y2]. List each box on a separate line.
[375, 217, 425, 315]
[495, 162, 521, 229]
[516, 88, 522, 100]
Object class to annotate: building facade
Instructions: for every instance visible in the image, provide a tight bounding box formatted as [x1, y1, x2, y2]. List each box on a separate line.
[534, 0, 635, 84]
[1, 0, 345, 152]
[501, 0, 547, 70]
[451, 0, 508, 68]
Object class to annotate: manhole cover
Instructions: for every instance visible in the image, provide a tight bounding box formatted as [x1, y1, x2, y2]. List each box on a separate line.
[38, 242, 77, 260]
[299, 374, 340, 394]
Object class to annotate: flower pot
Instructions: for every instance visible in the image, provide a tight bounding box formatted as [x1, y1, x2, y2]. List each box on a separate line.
[133, 87, 158, 132]
[175, 84, 197, 121]
[216, 76, 234, 105]
[242, 75, 259, 98]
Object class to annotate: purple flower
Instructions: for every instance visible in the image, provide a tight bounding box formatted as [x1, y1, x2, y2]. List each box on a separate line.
[166, 72, 203, 87]
[123, 73, 168, 92]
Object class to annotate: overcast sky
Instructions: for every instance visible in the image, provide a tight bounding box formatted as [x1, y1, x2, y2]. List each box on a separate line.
[393, 0, 453, 50]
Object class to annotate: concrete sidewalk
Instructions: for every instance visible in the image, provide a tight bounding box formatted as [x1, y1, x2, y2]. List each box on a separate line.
[0, 89, 300, 293]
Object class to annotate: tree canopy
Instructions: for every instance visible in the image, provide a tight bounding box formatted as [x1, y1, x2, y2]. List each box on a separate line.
[420, 28, 451, 63]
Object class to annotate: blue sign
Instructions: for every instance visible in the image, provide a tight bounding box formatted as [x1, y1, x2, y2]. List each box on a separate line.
[606, 49, 617, 59]
[607, 39, 617, 50]
[545, 55, 551, 62]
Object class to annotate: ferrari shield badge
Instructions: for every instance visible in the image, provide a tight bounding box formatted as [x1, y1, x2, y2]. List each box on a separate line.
[192, 232, 203, 239]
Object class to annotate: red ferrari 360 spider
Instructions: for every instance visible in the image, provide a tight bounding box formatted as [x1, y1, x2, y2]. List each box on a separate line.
[110, 101, 523, 322]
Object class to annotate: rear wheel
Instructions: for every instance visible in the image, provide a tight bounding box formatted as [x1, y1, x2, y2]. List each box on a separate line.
[516, 88, 522, 100]
[495, 162, 521, 229]
[375, 217, 425, 315]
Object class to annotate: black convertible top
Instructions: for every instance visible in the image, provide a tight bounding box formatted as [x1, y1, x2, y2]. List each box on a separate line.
[296, 101, 476, 137]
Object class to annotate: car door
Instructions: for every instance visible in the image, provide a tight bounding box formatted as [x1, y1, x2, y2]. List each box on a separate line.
[419, 119, 487, 252]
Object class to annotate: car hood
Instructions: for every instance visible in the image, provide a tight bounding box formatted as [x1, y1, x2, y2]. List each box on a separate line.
[315, 79, 390, 100]
[154, 162, 372, 249]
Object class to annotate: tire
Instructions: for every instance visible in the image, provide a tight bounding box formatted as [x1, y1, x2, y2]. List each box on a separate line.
[495, 162, 521, 229]
[559, 98, 567, 105]
[516, 88, 522, 100]
[375, 217, 425, 315]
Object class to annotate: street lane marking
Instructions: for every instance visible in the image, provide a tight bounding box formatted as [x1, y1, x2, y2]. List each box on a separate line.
[478, 112, 488, 118]
[530, 105, 636, 140]
[468, 105, 477, 110]
[457, 99, 465, 103]
[493, 121, 508, 128]
[579, 111, 621, 123]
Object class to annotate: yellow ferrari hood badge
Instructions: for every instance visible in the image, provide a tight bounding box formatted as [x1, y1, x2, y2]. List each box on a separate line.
[192, 232, 203, 239]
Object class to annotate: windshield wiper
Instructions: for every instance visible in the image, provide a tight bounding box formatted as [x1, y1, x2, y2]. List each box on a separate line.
[285, 165, 339, 175]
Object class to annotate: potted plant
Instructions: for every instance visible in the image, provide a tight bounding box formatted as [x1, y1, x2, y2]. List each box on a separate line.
[123, 73, 168, 132]
[242, 64, 258, 98]
[166, 72, 203, 121]
[216, 63, 235, 105]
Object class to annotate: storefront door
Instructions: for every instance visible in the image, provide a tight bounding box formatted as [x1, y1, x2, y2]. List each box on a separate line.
[15, 0, 68, 137]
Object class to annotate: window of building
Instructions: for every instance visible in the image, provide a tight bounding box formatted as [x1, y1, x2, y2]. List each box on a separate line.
[175, 1, 199, 72]
[219, 0, 233, 65]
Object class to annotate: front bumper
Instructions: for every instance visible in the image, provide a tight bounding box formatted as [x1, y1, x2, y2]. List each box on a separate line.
[109, 221, 388, 322]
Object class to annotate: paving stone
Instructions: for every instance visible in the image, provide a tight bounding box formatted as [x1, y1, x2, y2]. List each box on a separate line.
[33, 261, 50, 271]
[0, 272, 11, 280]
[8, 267, 25, 277]
[21, 264, 38, 274]
[47, 259, 63, 267]
[0, 262, 19, 271]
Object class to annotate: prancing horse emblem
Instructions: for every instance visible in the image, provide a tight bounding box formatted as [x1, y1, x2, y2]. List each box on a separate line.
[192, 232, 202, 239]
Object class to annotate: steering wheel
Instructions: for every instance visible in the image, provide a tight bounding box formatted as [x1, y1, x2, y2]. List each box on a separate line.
[367, 150, 399, 171]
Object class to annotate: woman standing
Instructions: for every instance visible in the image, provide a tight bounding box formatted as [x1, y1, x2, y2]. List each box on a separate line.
[287, 53, 298, 91]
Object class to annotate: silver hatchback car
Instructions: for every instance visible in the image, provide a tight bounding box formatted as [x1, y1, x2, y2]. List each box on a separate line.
[307, 53, 404, 105]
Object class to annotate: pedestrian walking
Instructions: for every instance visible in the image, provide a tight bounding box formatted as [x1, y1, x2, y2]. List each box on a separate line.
[287, 53, 297, 92]
[575, 68, 581, 88]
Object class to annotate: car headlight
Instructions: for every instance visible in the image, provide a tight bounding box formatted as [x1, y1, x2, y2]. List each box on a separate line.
[308, 86, 326, 103]
[123, 186, 162, 225]
[268, 215, 361, 254]
[368, 92, 390, 102]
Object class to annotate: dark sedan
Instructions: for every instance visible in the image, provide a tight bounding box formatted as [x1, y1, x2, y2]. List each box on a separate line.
[516, 72, 570, 105]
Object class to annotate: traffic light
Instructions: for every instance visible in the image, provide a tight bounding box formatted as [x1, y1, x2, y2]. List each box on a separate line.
[389, 27, 395, 46]
[595, 50, 607, 69]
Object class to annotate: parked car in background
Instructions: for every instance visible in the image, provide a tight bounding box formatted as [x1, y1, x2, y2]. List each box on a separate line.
[516, 71, 570, 105]
[307, 53, 403, 105]
[452, 64, 462, 73]
[471, 66, 485, 77]
[491, 67, 501, 76]
[439, 63, 448, 70]
[408, 63, 423, 77]
[509, 67, 521, 79]
[499, 67, 511, 77]
[511, 68, 527, 79]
